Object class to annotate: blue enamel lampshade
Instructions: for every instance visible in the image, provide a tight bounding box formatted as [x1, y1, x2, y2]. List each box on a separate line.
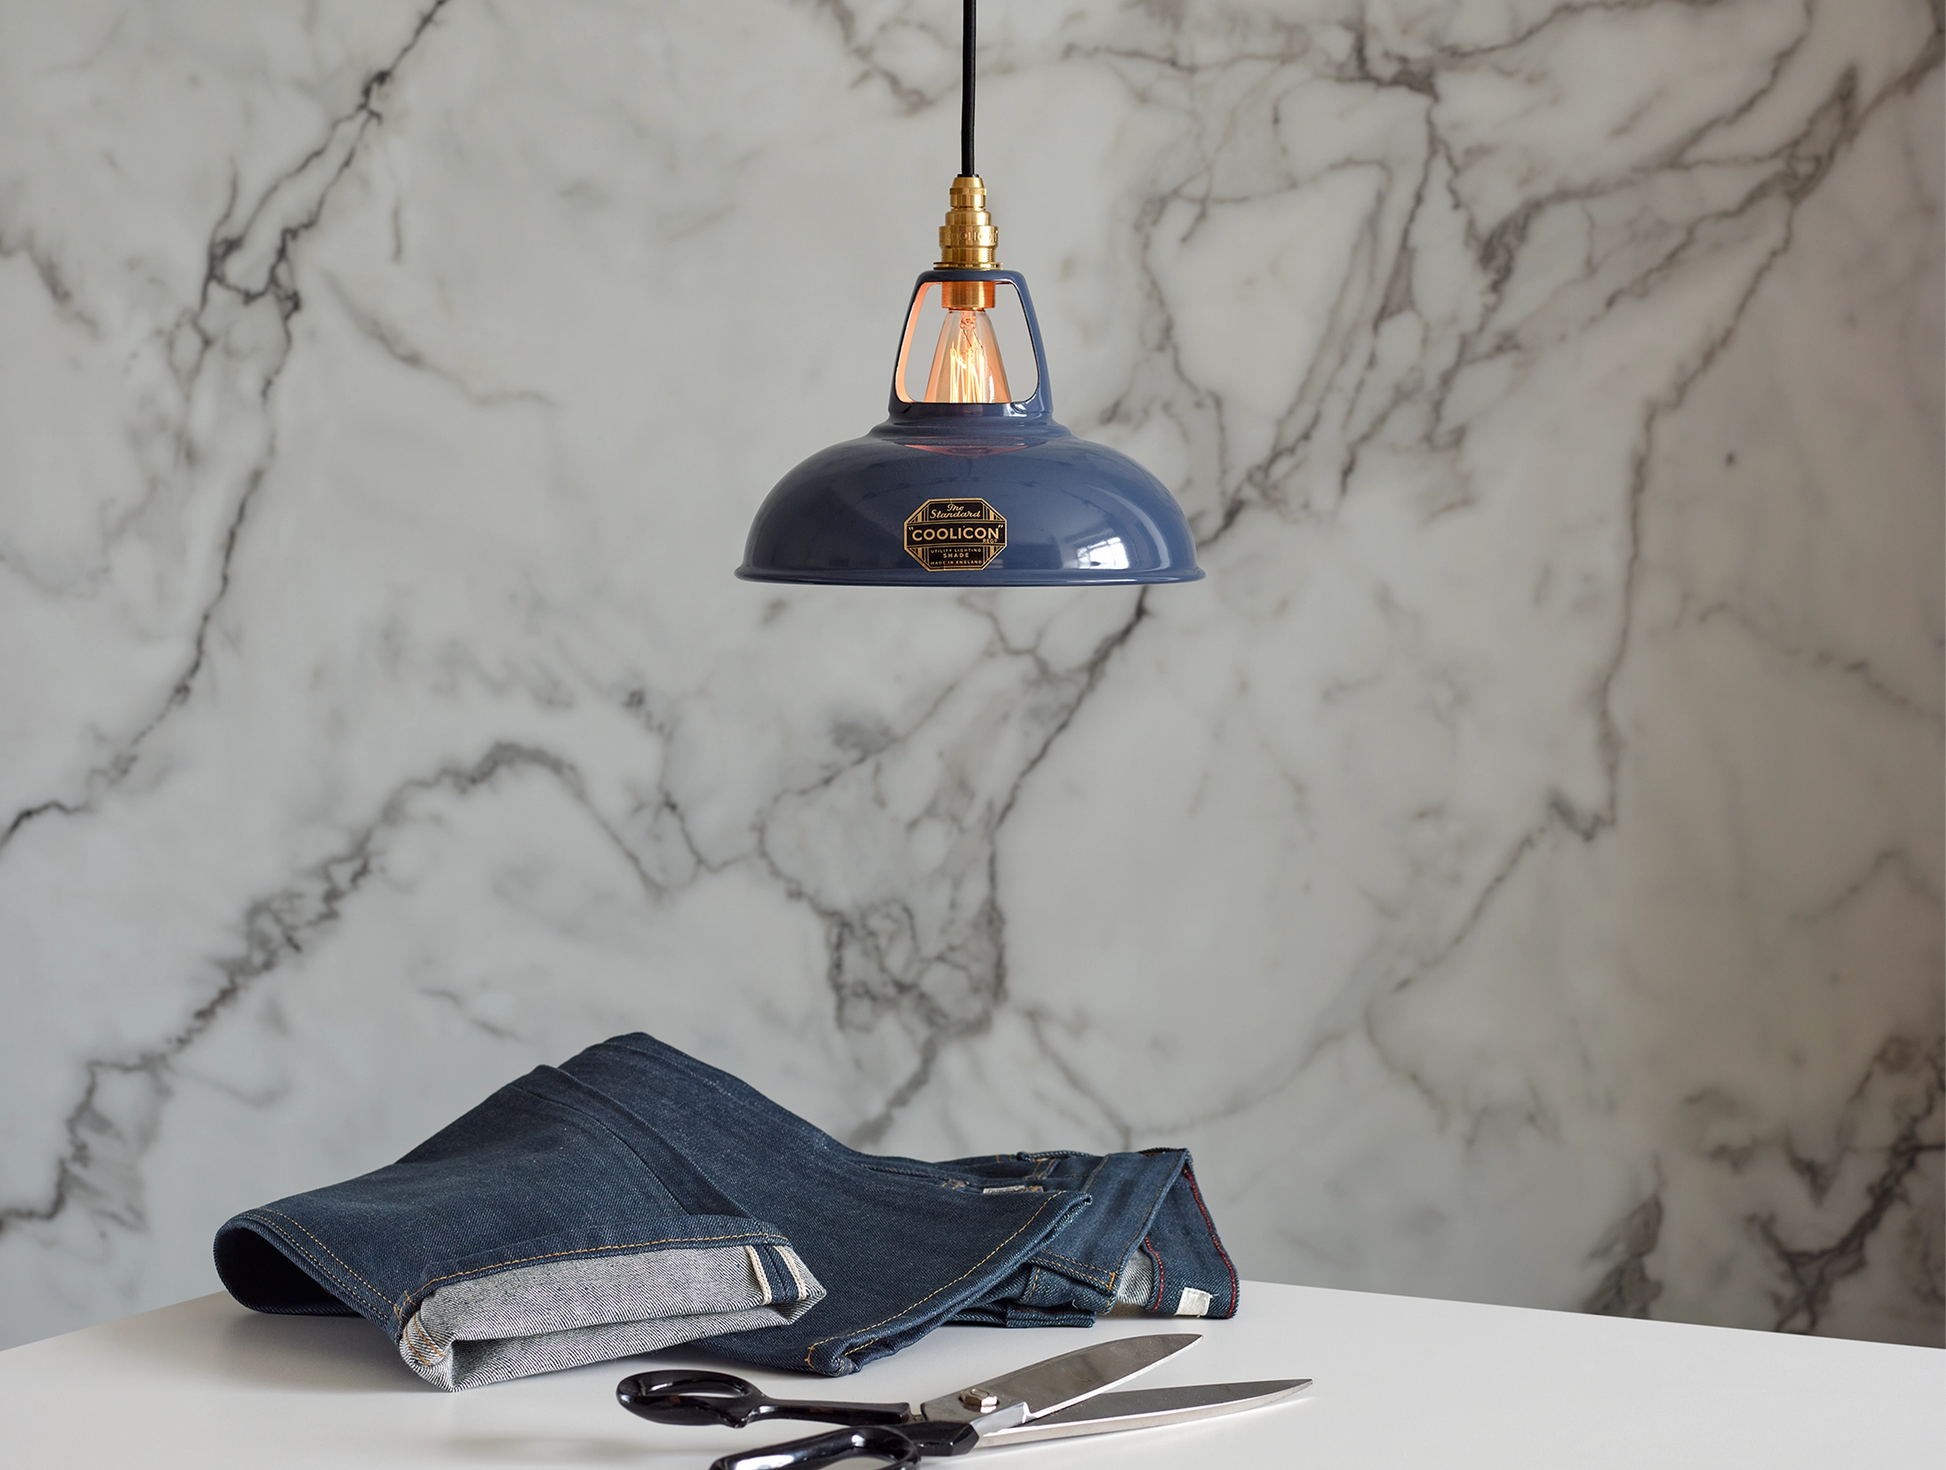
[737, 269, 1203, 586]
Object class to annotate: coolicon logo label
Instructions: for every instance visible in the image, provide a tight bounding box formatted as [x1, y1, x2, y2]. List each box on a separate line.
[903, 498, 1007, 571]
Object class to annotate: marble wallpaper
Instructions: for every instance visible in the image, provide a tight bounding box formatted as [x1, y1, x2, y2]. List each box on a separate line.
[1, 0, 1940, 1354]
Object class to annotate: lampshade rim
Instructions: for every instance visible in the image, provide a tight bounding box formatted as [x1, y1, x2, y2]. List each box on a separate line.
[734, 566, 1206, 586]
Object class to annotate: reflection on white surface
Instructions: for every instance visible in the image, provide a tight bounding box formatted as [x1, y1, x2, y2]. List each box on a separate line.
[1074, 537, 1130, 570]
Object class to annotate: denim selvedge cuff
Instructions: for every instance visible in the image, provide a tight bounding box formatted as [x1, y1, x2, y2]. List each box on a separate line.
[214, 1033, 1239, 1386]
[214, 1062, 823, 1389]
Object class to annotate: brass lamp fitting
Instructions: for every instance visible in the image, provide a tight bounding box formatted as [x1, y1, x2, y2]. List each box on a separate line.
[936, 175, 1001, 299]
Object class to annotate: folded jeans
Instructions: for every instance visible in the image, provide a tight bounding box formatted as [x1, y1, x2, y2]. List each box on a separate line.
[214, 1032, 1237, 1388]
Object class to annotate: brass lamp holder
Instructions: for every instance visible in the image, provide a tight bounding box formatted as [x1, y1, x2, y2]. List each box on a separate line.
[936, 175, 1000, 311]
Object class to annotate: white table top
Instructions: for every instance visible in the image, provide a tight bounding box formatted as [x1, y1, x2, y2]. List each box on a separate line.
[2, 1282, 1936, 1467]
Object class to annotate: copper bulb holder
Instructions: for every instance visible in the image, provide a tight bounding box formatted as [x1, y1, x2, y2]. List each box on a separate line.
[940, 280, 997, 311]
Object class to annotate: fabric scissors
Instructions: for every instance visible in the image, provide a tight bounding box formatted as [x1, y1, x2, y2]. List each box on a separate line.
[617, 1332, 1309, 1468]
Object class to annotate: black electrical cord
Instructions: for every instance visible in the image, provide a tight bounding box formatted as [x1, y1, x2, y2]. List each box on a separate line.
[961, 0, 976, 178]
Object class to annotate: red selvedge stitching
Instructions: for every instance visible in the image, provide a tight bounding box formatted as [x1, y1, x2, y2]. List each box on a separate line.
[1180, 1165, 1238, 1315]
[1125, 1156, 1185, 1299]
[1143, 1235, 1166, 1313]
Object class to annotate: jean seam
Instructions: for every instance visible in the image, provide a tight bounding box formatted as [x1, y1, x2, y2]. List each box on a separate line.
[1143, 1236, 1166, 1312]
[244, 1210, 396, 1322]
[403, 1230, 790, 1314]
[755, 1243, 801, 1307]
[1179, 1165, 1238, 1313]
[599, 1040, 832, 1162]
[403, 1313, 447, 1367]
[1033, 1154, 1119, 1291]
[860, 1162, 963, 1183]
[804, 1191, 1071, 1371]
[1105, 1152, 1188, 1307]
[506, 1079, 694, 1212]
[1028, 1247, 1114, 1289]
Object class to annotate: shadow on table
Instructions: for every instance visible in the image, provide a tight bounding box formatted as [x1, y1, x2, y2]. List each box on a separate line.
[213, 1310, 437, 1394]
[84, 1299, 428, 1394]
[428, 1436, 689, 1463]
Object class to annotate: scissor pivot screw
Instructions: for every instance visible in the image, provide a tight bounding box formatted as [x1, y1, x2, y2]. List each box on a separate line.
[960, 1388, 1000, 1412]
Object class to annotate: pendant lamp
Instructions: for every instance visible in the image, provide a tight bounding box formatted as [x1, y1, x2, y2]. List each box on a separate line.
[737, 1, 1203, 586]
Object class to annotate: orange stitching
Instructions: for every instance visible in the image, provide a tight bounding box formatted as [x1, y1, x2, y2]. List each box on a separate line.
[254, 1214, 398, 1331]
[402, 1314, 445, 1368]
[1021, 1152, 1180, 1299]
[805, 1192, 1069, 1371]
[240, 1216, 366, 1309]
[243, 1212, 393, 1320]
[1013, 1153, 1157, 1296]
[1028, 1247, 1114, 1287]
[416, 1316, 446, 1362]
[403, 1231, 786, 1313]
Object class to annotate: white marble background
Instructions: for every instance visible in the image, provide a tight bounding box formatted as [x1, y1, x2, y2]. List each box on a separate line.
[1, 0, 1939, 1353]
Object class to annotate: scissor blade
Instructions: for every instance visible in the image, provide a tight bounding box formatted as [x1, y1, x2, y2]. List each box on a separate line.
[920, 1333, 1201, 1424]
[977, 1378, 1312, 1447]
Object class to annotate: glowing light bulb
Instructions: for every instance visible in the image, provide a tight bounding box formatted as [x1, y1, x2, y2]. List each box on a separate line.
[924, 307, 1012, 403]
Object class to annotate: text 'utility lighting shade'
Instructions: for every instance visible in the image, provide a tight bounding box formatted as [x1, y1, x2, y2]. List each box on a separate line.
[736, 3, 1202, 588]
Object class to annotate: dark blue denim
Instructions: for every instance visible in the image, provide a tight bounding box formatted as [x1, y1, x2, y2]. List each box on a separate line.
[215, 1033, 1237, 1380]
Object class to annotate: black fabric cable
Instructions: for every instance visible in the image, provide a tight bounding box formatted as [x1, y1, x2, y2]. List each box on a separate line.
[961, 0, 977, 178]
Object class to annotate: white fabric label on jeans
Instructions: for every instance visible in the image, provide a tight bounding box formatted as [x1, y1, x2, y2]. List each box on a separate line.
[777, 1245, 810, 1300]
[746, 1245, 772, 1305]
[1176, 1287, 1213, 1317]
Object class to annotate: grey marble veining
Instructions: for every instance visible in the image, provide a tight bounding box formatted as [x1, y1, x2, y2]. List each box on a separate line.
[0, 0, 1938, 1351]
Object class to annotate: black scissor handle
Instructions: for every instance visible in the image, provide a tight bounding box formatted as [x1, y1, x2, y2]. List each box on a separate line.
[709, 1421, 979, 1470]
[616, 1370, 911, 1430]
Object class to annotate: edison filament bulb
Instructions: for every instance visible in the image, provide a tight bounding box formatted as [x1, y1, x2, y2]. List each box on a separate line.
[924, 281, 1011, 403]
